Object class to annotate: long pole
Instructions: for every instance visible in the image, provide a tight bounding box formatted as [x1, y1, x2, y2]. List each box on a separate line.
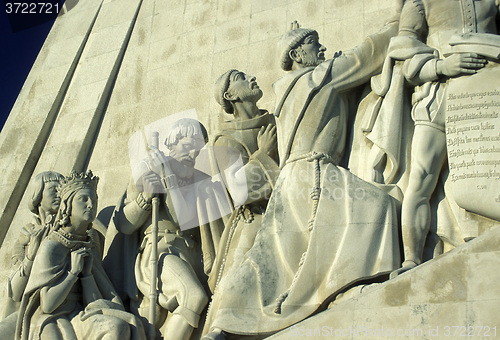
[148, 131, 160, 340]
[149, 196, 159, 339]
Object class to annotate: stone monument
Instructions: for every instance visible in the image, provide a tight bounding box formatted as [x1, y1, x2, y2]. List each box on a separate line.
[0, 0, 498, 339]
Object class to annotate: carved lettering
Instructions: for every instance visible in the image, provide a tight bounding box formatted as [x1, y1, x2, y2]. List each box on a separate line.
[445, 74, 500, 218]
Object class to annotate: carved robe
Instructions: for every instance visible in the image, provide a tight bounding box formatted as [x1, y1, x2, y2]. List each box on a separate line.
[1, 217, 52, 321]
[207, 112, 279, 293]
[205, 22, 401, 335]
[16, 229, 145, 340]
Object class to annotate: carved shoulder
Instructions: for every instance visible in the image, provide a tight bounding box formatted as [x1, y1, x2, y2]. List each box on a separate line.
[38, 238, 68, 267]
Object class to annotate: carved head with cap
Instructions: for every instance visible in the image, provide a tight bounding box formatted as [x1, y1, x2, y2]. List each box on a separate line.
[277, 21, 326, 71]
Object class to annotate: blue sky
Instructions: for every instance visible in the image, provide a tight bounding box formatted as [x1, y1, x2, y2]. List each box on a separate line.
[0, 4, 58, 132]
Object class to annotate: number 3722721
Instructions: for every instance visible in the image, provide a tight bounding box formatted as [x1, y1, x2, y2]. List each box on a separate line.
[5, 2, 60, 14]
[443, 326, 497, 337]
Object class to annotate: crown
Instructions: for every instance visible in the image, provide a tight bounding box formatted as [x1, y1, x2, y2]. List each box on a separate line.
[58, 170, 99, 199]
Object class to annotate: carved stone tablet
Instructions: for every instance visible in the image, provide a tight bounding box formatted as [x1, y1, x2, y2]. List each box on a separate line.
[446, 63, 500, 221]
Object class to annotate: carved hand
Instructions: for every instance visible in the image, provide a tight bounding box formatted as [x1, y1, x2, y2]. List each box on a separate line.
[26, 228, 44, 261]
[70, 248, 89, 276]
[141, 172, 163, 202]
[437, 53, 486, 77]
[82, 249, 93, 276]
[257, 124, 277, 156]
[147, 146, 172, 176]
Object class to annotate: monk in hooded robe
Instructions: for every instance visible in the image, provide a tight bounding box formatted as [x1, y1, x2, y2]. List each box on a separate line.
[203, 18, 401, 338]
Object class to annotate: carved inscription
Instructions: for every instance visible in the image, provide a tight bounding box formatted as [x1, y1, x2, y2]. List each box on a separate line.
[446, 91, 500, 182]
[445, 71, 500, 219]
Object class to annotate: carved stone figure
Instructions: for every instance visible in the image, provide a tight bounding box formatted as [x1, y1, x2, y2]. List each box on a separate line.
[208, 69, 279, 287]
[104, 118, 224, 340]
[203, 69, 279, 334]
[11, 172, 64, 264]
[0, 172, 64, 337]
[390, 0, 500, 278]
[2, 172, 63, 313]
[15, 171, 145, 340]
[202, 20, 401, 339]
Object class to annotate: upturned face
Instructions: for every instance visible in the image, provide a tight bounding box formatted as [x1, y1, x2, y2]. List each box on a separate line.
[226, 71, 263, 104]
[40, 181, 61, 215]
[295, 34, 326, 67]
[70, 188, 97, 228]
[169, 135, 205, 168]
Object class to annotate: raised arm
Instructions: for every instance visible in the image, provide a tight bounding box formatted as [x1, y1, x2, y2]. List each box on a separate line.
[325, 19, 399, 92]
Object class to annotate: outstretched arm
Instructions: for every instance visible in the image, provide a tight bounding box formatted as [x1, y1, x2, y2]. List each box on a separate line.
[398, 0, 486, 85]
[328, 19, 399, 92]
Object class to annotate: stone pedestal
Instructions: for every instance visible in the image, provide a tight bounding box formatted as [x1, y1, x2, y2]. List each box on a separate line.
[270, 226, 500, 340]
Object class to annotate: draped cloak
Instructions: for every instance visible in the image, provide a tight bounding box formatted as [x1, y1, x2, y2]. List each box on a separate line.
[16, 229, 145, 340]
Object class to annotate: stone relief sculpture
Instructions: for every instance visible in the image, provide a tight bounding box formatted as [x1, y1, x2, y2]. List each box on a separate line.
[202, 19, 402, 339]
[386, 0, 500, 277]
[0, 172, 64, 336]
[207, 69, 279, 291]
[103, 118, 225, 340]
[1, 1, 499, 339]
[203, 70, 280, 335]
[15, 170, 145, 340]
[11, 172, 64, 267]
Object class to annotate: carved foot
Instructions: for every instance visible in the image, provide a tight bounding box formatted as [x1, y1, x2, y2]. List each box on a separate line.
[202, 329, 226, 340]
[390, 260, 418, 279]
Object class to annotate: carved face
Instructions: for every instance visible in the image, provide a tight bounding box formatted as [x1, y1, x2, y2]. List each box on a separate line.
[293, 34, 326, 67]
[169, 135, 205, 168]
[70, 188, 97, 228]
[40, 181, 61, 215]
[226, 71, 263, 105]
